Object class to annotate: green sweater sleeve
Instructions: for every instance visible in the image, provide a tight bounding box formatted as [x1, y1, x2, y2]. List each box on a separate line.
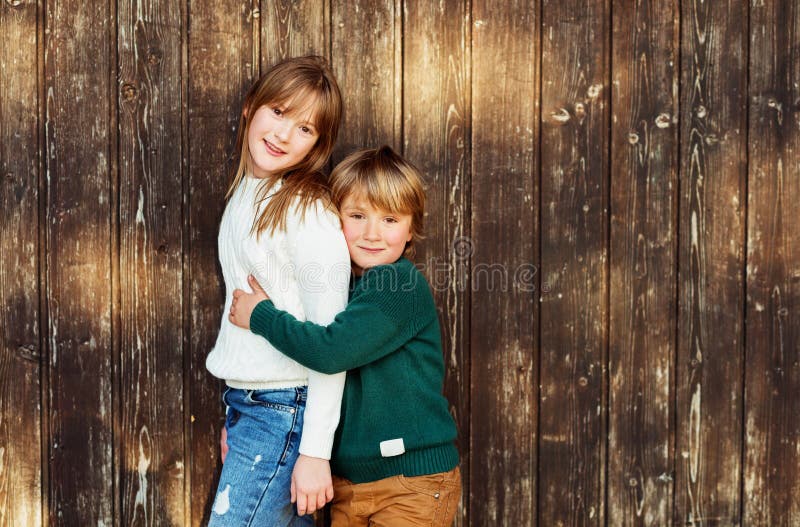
[249, 267, 425, 374]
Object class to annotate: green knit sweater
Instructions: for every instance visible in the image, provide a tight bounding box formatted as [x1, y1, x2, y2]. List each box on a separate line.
[249, 257, 459, 483]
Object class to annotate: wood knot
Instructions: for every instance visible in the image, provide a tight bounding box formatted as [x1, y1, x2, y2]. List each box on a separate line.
[147, 50, 162, 65]
[6, 0, 23, 7]
[550, 108, 571, 124]
[628, 132, 639, 144]
[574, 103, 586, 118]
[121, 83, 138, 101]
[655, 113, 671, 128]
[587, 84, 603, 98]
[17, 345, 39, 362]
[696, 105, 707, 118]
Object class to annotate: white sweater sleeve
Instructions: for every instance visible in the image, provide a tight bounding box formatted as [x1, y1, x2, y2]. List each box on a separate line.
[287, 200, 350, 459]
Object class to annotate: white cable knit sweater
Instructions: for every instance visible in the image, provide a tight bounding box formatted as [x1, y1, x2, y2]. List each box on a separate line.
[206, 175, 350, 459]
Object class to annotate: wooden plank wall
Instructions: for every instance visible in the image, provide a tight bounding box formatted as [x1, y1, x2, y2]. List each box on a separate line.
[1, 1, 798, 526]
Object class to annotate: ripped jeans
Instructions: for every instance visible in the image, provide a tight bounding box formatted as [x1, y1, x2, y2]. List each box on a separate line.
[209, 387, 315, 527]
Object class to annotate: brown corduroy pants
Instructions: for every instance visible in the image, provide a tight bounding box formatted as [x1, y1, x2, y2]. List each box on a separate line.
[330, 466, 461, 527]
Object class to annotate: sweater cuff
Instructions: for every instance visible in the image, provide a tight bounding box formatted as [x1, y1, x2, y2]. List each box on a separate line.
[250, 299, 278, 336]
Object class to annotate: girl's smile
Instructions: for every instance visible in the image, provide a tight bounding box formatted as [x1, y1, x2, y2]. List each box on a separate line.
[263, 139, 287, 156]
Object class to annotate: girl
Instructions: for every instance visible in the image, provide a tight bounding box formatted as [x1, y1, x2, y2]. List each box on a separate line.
[228, 146, 462, 527]
[206, 56, 350, 526]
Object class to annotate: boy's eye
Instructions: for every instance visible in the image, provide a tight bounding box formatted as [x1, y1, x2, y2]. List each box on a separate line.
[350, 213, 364, 220]
[384, 217, 398, 223]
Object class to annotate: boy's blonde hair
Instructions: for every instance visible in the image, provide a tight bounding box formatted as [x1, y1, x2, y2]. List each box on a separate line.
[330, 146, 425, 257]
[227, 55, 343, 237]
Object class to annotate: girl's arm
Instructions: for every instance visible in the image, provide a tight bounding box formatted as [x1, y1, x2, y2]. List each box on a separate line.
[285, 200, 350, 460]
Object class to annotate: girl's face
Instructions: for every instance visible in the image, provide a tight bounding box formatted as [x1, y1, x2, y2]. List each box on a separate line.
[340, 194, 413, 276]
[246, 99, 319, 178]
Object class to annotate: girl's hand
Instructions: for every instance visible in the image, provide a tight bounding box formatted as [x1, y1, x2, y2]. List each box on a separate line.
[220, 426, 228, 464]
[291, 454, 334, 515]
[229, 275, 270, 329]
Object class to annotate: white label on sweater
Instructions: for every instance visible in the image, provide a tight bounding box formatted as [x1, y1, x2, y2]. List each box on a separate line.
[380, 438, 405, 457]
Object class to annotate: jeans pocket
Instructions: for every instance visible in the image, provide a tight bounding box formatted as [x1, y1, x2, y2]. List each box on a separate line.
[245, 389, 299, 414]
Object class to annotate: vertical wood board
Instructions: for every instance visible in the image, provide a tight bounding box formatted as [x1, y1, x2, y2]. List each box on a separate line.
[44, 0, 115, 524]
[539, 0, 610, 523]
[675, 0, 748, 524]
[608, 0, 678, 525]
[118, 0, 186, 524]
[744, 0, 800, 525]
[0, 1, 43, 525]
[470, 0, 539, 525]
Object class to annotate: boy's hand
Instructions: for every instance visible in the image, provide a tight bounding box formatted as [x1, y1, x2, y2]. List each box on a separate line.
[229, 275, 269, 329]
[291, 454, 334, 515]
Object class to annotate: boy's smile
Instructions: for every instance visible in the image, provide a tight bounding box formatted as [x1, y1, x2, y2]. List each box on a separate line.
[340, 195, 413, 275]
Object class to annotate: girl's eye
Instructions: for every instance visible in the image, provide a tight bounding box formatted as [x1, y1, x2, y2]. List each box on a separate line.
[300, 125, 314, 135]
[272, 107, 283, 116]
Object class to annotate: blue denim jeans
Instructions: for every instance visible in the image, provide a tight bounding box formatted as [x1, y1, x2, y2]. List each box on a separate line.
[209, 387, 315, 527]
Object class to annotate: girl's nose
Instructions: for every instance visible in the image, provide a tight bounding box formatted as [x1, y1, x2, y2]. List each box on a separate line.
[274, 120, 292, 142]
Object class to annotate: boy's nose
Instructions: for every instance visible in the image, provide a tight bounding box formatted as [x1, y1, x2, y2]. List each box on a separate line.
[363, 221, 381, 240]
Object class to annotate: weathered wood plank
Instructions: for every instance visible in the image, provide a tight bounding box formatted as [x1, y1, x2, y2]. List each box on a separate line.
[539, 0, 610, 524]
[0, 1, 43, 525]
[44, 0, 115, 523]
[743, 0, 800, 525]
[403, 0, 470, 524]
[260, 0, 327, 70]
[674, 0, 748, 524]
[470, 0, 539, 525]
[608, 1, 678, 525]
[187, 2, 255, 525]
[330, 0, 399, 159]
[117, 0, 185, 524]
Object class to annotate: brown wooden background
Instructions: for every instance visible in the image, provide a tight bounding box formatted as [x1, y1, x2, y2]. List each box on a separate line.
[1, 0, 798, 525]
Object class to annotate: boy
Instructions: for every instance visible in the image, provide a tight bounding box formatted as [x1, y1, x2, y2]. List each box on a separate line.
[229, 145, 461, 527]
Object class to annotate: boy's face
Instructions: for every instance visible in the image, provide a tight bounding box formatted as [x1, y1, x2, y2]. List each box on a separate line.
[340, 194, 413, 276]
[246, 97, 319, 178]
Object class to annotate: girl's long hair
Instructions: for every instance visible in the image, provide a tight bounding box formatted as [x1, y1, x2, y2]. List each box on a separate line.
[226, 55, 343, 236]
